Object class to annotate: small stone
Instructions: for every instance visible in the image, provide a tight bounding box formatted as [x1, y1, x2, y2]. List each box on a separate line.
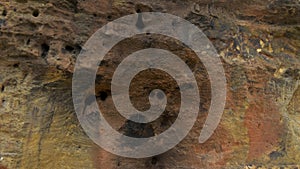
[260, 40, 265, 48]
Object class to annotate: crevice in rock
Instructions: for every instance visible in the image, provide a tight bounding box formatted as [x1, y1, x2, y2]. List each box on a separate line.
[41, 43, 50, 58]
[26, 39, 30, 45]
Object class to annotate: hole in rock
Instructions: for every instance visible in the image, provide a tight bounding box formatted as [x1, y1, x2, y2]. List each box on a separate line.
[32, 9, 39, 17]
[98, 91, 108, 101]
[2, 10, 7, 16]
[106, 15, 112, 20]
[13, 63, 19, 68]
[136, 8, 141, 13]
[65, 45, 74, 52]
[41, 43, 49, 58]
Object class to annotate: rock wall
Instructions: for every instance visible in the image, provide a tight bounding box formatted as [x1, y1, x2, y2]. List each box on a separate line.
[0, 0, 299, 169]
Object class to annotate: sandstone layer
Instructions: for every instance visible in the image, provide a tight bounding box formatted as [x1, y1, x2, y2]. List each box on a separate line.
[0, 0, 299, 169]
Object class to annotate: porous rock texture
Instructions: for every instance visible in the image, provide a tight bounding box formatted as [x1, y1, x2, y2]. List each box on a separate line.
[0, 0, 299, 169]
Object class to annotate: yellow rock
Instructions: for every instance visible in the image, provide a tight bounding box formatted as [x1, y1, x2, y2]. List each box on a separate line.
[260, 40, 265, 48]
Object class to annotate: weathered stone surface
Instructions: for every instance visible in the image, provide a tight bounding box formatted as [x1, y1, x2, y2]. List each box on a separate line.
[0, 0, 299, 169]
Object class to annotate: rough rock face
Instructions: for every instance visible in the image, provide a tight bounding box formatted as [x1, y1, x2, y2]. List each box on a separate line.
[0, 0, 299, 169]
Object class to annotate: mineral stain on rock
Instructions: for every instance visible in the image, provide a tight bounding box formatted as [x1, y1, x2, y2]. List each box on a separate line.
[245, 96, 283, 160]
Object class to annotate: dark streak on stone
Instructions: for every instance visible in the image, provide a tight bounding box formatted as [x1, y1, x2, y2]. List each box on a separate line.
[41, 43, 50, 58]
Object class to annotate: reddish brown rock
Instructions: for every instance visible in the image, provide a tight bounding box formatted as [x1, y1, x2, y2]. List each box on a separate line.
[0, 0, 299, 169]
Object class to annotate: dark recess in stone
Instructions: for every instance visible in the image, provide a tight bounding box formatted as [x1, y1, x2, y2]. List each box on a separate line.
[75, 45, 82, 52]
[13, 63, 19, 68]
[106, 15, 112, 21]
[98, 91, 108, 101]
[65, 0, 79, 13]
[151, 156, 158, 165]
[16, 0, 28, 3]
[41, 43, 50, 58]
[65, 45, 74, 52]
[63, 44, 82, 55]
[32, 9, 39, 17]
[2, 9, 7, 16]
[26, 39, 30, 45]
[136, 8, 141, 13]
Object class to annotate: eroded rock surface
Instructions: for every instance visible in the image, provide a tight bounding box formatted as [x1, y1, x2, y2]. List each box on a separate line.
[0, 0, 299, 169]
